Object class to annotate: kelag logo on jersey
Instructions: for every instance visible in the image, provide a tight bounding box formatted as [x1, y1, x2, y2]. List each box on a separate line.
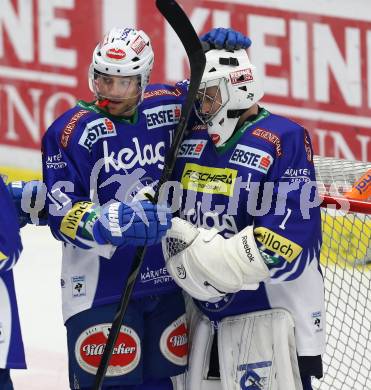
[181, 163, 238, 197]
[229, 144, 273, 174]
[79, 118, 117, 150]
[143, 104, 181, 130]
[178, 139, 207, 159]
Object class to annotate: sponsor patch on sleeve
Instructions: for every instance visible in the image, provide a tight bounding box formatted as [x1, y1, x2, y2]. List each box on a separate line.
[143, 104, 181, 130]
[303, 129, 313, 163]
[254, 227, 303, 262]
[78, 118, 117, 150]
[46, 149, 68, 169]
[229, 144, 273, 173]
[282, 167, 311, 183]
[60, 201, 94, 239]
[177, 139, 207, 158]
[143, 88, 183, 100]
[252, 128, 282, 157]
[60, 109, 90, 148]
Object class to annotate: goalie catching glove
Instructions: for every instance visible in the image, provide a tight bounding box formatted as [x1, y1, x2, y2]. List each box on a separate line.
[162, 217, 269, 301]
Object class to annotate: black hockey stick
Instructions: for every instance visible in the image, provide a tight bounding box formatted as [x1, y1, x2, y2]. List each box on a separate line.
[93, 1, 206, 388]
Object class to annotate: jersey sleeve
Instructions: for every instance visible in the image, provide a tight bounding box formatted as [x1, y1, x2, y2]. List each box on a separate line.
[0, 177, 22, 272]
[42, 114, 107, 253]
[253, 127, 322, 283]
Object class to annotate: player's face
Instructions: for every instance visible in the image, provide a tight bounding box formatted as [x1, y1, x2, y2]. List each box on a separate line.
[95, 74, 141, 116]
[196, 85, 223, 119]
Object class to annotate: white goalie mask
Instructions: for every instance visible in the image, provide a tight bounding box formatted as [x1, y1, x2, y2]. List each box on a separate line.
[88, 27, 154, 107]
[195, 49, 264, 147]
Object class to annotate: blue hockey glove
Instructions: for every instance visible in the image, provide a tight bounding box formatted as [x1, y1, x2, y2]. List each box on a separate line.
[7, 180, 48, 227]
[200, 28, 252, 50]
[92, 201, 172, 247]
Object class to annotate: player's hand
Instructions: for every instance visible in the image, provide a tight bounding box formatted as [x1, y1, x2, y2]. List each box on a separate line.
[200, 28, 252, 50]
[7, 180, 48, 227]
[92, 201, 172, 247]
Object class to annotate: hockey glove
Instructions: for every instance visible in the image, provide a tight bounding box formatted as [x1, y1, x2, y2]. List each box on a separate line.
[162, 218, 269, 301]
[93, 201, 172, 247]
[7, 180, 48, 227]
[200, 28, 252, 50]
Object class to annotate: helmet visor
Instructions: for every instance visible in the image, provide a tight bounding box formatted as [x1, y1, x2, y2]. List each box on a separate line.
[195, 78, 229, 124]
[90, 67, 142, 103]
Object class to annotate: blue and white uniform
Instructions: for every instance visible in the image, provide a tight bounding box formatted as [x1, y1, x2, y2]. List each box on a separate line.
[173, 108, 325, 358]
[42, 83, 189, 387]
[0, 176, 26, 377]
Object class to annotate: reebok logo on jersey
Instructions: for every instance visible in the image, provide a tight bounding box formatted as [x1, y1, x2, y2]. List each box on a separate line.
[79, 118, 117, 150]
[181, 163, 237, 197]
[254, 227, 303, 263]
[143, 104, 181, 130]
[178, 139, 207, 159]
[229, 144, 273, 174]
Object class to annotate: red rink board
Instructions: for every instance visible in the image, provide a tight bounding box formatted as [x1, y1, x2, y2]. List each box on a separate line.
[0, 0, 370, 163]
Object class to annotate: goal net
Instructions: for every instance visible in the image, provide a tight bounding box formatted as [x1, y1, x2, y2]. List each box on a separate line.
[312, 156, 370, 390]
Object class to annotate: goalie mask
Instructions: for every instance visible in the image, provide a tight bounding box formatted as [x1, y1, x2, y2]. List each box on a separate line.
[195, 49, 264, 147]
[89, 27, 154, 113]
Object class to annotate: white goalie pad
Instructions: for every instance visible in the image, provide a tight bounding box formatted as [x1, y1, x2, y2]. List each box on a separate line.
[162, 218, 269, 301]
[218, 309, 303, 390]
[185, 299, 223, 390]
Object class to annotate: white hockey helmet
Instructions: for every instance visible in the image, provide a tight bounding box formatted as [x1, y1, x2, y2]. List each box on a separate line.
[196, 49, 264, 147]
[89, 27, 154, 104]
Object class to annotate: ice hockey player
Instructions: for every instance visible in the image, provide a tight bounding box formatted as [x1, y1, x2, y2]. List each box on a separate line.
[0, 177, 26, 389]
[41, 27, 251, 389]
[163, 48, 325, 390]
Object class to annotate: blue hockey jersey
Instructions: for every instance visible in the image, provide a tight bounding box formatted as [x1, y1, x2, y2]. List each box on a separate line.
[42, 83, 187, 322]
[0, 177, 26, 369]
[173, 108, 325, 356]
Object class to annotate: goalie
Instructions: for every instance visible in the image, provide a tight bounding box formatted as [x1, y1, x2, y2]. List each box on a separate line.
[163, 48, 325, 390]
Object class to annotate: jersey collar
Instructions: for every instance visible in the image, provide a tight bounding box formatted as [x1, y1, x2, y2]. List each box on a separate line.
[77, 100, 139, 124]
[214, 107, 270, 155]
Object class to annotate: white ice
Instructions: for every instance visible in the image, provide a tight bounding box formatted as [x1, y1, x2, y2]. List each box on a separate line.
[11, 225, 69, 389]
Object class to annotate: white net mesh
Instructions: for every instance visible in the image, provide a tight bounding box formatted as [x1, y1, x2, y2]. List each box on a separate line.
[312, 156, 371, 390]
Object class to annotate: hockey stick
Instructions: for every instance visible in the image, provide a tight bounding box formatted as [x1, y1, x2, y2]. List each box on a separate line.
[93, 1, 206, 388]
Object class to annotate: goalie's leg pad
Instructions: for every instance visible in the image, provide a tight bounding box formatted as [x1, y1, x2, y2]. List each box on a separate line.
[185, 300, 223, 390]
[218, 308, 303, 390]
